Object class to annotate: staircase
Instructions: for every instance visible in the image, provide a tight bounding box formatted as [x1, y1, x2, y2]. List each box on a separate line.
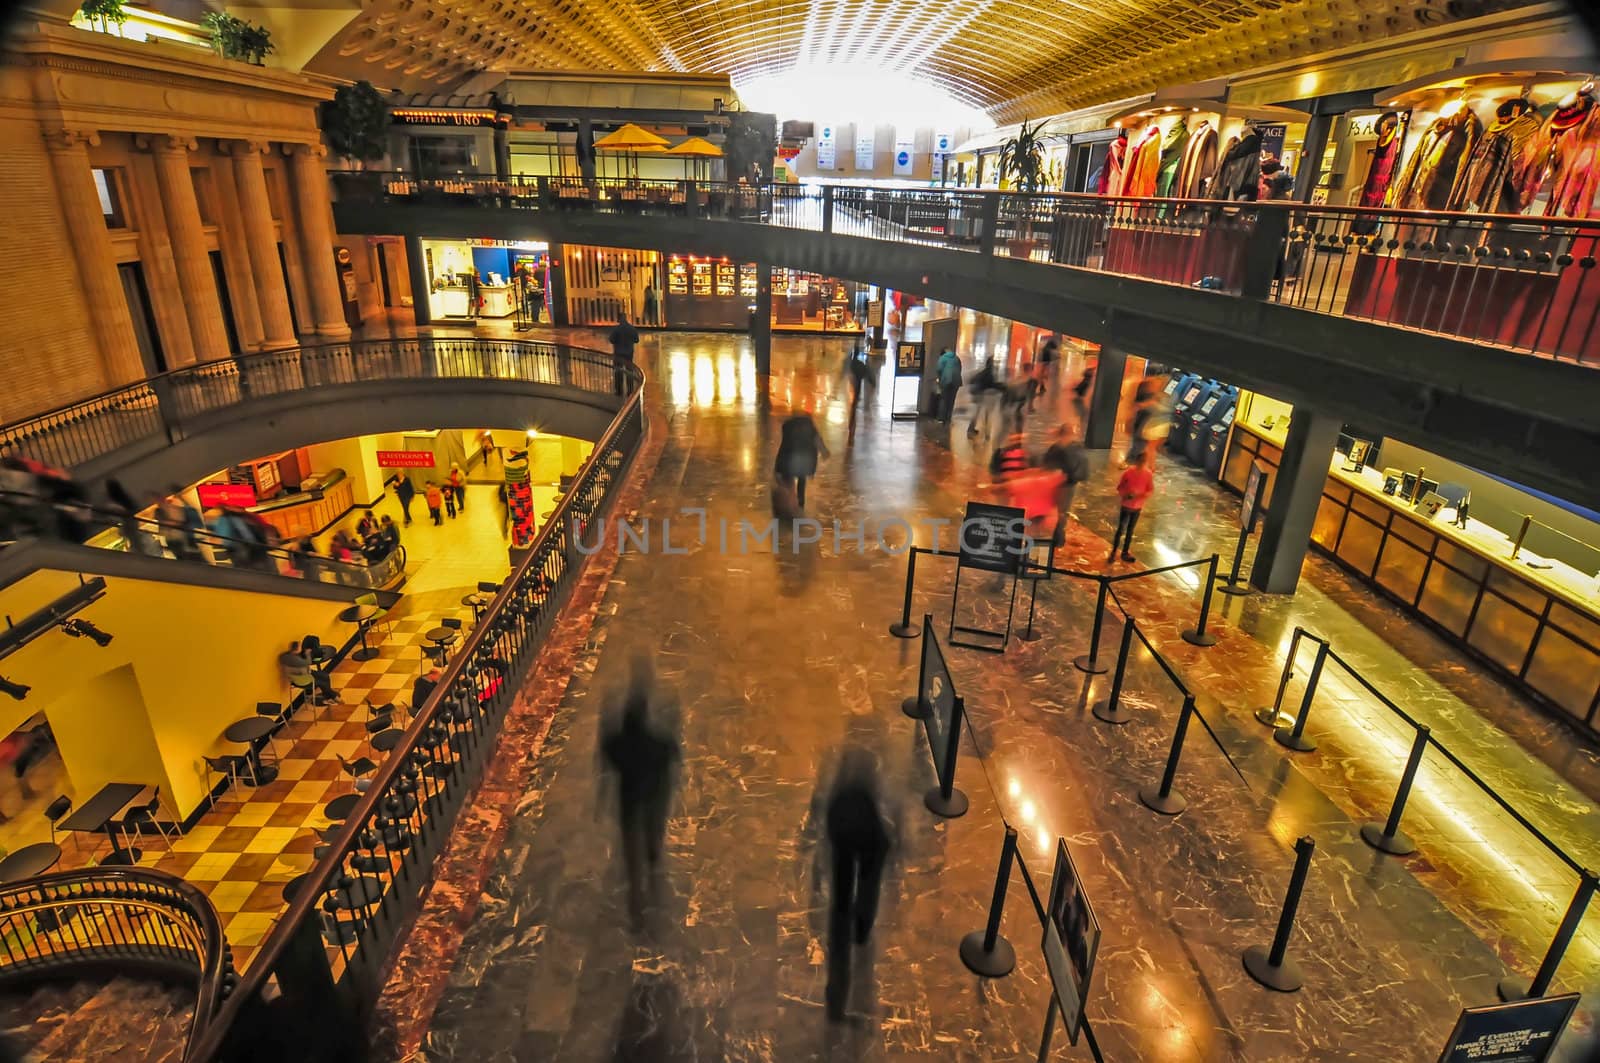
[1, 976, 194, 1062]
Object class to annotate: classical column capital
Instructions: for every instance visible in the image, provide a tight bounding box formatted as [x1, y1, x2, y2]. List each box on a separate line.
[219, 139, 273, 157]
[135, 134, 198, 155]
[42, 127, 100, 153]
[283, 142, 328, 160]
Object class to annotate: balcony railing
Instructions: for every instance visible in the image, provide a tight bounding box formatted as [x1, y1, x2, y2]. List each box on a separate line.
[0, 867, 234, 1060]
[335, 170, 1600, 367]
[180, 363, 646, 1062]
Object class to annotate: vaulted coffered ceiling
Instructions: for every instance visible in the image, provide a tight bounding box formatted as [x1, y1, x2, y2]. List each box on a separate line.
[296, 0, 1532, 119]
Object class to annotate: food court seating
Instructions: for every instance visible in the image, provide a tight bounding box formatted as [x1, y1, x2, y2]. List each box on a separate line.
[119, 788, 177, 852]
[201, 755, 250, 808]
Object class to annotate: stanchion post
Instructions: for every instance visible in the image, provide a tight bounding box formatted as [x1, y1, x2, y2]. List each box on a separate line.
[1138, 694, 1194, 815]
[1273, 640, 1326, 752]
[1498, 869, 1598, 1001]
[1092, 620, 1137, 725]
[1074, 579, 1111, 675]
[1019, 566, 1042, 643]
[902, 613, 931, 719]
[889, 547, 922, 638]
[1182, 554, 1221, 646]
[1219, 522, 1254, 596]
[1243, 835, 1314, 992]
[1360, 724, 1429, 856]
[1255, 629, 1304, 727]
[960, 825, 1018, 977]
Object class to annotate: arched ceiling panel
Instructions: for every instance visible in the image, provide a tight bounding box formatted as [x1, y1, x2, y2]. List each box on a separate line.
[302, 0, 1535, 115]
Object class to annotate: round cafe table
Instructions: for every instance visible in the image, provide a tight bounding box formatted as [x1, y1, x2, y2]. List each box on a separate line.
[0, 842, 62, 883]
[223, 716, 279, 784]
[425, 626, 456, 662]
[339, 603, 381, 662]
[324, 792, 362, 822]
[371, 729, 405, 753]
[460, 593, 490, 621]
[330, 876, 385, 910]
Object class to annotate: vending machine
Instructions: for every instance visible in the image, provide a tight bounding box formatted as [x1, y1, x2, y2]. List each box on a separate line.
[1185, 384, 1238, 466]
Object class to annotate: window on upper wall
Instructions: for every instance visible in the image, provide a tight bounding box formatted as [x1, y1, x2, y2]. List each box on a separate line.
[93, 168, 126, 228]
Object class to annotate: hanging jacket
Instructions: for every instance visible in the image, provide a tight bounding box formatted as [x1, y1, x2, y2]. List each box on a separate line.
[1174, 121, 1218, 198]
[1209, 128, 1263, 201]
[1358, 118, 1405, 208]
[1393, 109, 1481, 211]
[1448, 106, 1541, 213]
[1518, 94, 1600, 219]
[1120, 126, 1164, 198]
[1155, 120, 1191, 197]
[1098, 134, 1128, 195]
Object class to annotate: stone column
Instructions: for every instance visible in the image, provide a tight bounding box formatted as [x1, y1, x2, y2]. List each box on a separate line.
[1249, 409, 1340, 594]
[404, 234, 432, 326]
[751, 261, 772, 378]
[41, 129, 145, 384]
[230, 141, 297, 349]
[127, 151, 197, 368]
[1084, 345, 1128, 450]
[286, 143, 352, 338]
[145, 135, 232, 360]
[209, 153, 264, 351]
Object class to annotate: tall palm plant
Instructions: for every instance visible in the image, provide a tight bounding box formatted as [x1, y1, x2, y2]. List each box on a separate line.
[997, 119, 1047, 193]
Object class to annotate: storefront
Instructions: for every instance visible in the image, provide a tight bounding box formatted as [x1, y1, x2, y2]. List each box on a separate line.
[1216, 387, 1600, 732]
[389, 101, 512, 180]
[417, 238, 556, 322]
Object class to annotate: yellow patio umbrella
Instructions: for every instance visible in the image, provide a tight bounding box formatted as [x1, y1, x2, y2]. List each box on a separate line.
[593, 123, 670, 177]
[665, 136, 724, 180]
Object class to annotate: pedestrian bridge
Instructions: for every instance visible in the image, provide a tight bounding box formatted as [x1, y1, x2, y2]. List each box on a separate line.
[330, 175, 1600, 507]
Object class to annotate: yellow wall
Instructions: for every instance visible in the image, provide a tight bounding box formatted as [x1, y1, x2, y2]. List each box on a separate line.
[0, 568, 349, 820]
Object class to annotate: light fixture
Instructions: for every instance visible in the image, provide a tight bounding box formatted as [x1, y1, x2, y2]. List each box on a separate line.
[61, 619, 113, 647]
[0, 676, 28, 701]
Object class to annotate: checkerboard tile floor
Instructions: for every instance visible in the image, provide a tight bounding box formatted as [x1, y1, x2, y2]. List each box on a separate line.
[135, 590, 481, 971]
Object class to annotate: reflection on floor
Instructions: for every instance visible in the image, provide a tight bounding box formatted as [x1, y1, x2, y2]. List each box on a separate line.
[400, 329, 1600, 1061]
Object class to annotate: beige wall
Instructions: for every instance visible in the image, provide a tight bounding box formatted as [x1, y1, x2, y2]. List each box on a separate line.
[0, 112, 106, 421]
[0, 567, 348, 820]
[0, 19, 342, 423]
[788, 122, 974, 182]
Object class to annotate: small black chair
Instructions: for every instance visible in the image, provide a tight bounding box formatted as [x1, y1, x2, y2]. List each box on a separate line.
[120, 788, 177, 852]
[202, 755, 250, 808]
[45, 795, 75, 854]
[337, 753, 378, 792]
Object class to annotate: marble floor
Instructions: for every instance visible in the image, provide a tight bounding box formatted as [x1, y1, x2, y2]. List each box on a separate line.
[343, 325, 1600, 1061]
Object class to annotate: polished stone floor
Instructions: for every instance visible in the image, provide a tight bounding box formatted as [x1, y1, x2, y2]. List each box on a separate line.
[392, 326, 1599, 1061]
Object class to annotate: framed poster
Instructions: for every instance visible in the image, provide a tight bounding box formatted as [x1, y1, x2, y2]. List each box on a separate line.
[1042, 838, 1101, 1046]
[895, 341, 924, 377]
[816, 124, 836, 169]
[854, 126, 875, 170]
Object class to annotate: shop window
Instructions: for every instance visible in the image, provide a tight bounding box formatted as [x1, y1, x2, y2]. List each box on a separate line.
[93, 167, 126, 228]
[408, 135, 479, 178]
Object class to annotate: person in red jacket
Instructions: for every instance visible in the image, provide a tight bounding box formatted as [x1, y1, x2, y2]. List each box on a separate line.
[1110, 451, 1156, 564]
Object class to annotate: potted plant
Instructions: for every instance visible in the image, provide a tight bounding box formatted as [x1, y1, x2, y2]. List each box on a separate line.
[203, 11, 274, 64]
[998, 119, 1048, 257]
[321, 80, 390, 198]
[78, 0, 128, 34]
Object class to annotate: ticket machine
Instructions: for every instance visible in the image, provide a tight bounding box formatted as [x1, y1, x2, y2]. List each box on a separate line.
[1168, 378, 1218, 453]
[1203, 405, 1234, 477]
[1182, 382, 1236, 462]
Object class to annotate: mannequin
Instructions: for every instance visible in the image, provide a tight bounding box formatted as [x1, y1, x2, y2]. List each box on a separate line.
[1519, 82, 1600, 217]
[1393, 101, 1482, 210]
[1096, 129, 1129, 195]
[1175, 118, 1219, 198]
[1155, 116, 1191, 197]
[1120, 122, 1164, 198]
[1210, 121, 1263, 201]
[1358, 111, 1406, 208]
[1448, 98, 1540, 213]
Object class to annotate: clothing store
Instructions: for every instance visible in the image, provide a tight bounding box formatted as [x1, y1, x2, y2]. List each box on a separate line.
[1090, 95, 1307, 287]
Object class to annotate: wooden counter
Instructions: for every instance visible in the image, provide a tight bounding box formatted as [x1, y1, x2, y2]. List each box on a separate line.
[251, 469, 354, 542]
[1221, 425, 1600, 733]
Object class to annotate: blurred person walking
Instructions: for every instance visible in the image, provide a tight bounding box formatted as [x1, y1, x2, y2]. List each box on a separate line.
[775, 410, 830, 511]
[1041, 425, 1090, 543]
[609, 313, 640, 396]
[965, 356, 1003, 440]
[935, 347, 963, 425]
[1110, 450, 1156, 564]
[395, 474, 416, 526]
[448, 464, 467, 512]
[599, 656, 681, 926]
[425, 481, 444, 525]
[820, 746, 894, 1022]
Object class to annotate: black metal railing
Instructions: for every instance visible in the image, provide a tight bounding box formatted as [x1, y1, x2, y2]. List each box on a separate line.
[0, 337, 627, 476]
[336, 170, 1600, 366]
[185, 375, 645, 1063]
[0, 867, 234, 1059]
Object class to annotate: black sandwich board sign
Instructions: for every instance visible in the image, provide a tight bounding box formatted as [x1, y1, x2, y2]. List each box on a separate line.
[1041, 837, 1101, 1046]
[1435, 994, 1580, 1063]
[949, 501, 1027, 652]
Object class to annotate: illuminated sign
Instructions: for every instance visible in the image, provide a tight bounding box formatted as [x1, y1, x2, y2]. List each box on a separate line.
[391, 109, 508, 128]
[377, 450, 437, 468]
[197, 482, 256, 508]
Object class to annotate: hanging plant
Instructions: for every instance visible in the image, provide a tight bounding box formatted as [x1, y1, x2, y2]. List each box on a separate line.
[78, 0, 128, 33]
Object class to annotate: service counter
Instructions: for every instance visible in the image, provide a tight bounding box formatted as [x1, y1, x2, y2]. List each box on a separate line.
[433, 282, 516, 319]
[1221, 421, 1600, 732]
[251, 468, 353, 541]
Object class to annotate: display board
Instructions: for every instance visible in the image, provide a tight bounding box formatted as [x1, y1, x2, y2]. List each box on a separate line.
[1241, 462, 1267, 532]
[1435, 994, 1579, 1063]
[895, 341, 925, 377]
[854, 126, 876, 171]
[917, 617, 958, 783]
[1042, 837, 1101, 1046]
[958, 501, 1028, 575]
[816, 124, 836, 169]
[894, 133, 915, 176]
